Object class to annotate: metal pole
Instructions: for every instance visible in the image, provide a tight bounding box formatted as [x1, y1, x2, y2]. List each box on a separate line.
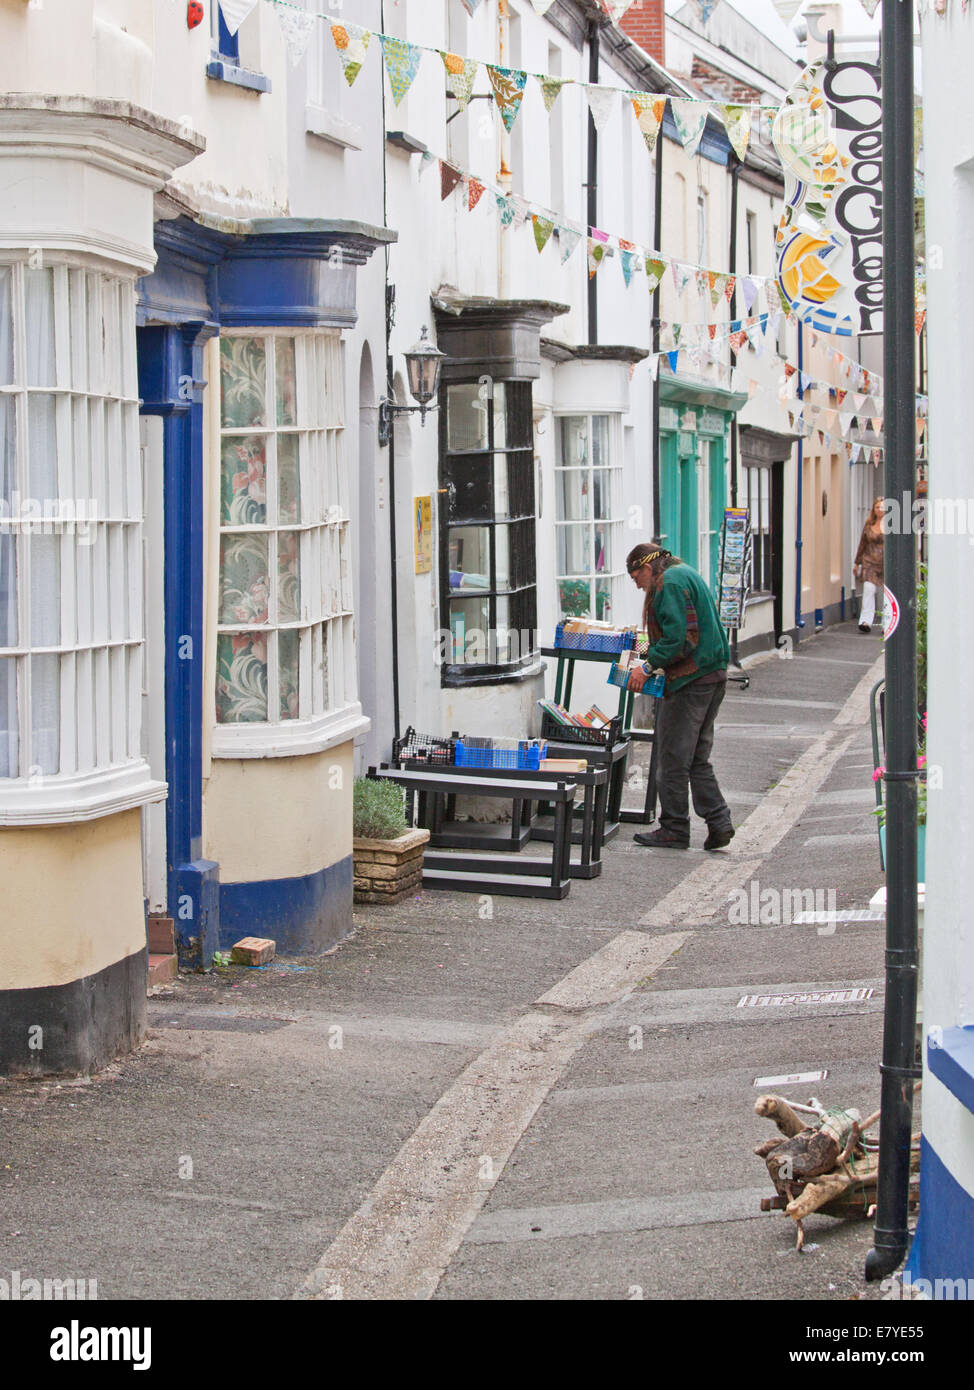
[865, 0, 919, 1283]
[728, 152, 741, 667]
[794, 320, 805, 636]
[652, 117, 663, 539]
[586, 19, 599, 345]
[380, 0, 401, 744]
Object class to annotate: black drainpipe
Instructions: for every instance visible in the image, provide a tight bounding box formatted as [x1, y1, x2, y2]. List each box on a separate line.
[652, 109, 664, 539]
[586, 18, 599, 345]
[380, 0, 401, 743]
[865, 0, 920, 1283]
[728, 150, 741, 667]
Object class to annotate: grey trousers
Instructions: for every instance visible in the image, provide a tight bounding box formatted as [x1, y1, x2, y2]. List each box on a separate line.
[655, 678, 732, 842]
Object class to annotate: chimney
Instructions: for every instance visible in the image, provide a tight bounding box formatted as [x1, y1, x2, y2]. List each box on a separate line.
[619, 0, 666, 68]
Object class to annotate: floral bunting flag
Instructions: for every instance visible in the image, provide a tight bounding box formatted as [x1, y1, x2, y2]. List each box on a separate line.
[672, 261, 694, 297]
[494, 193, 515, 228]
[467, 176, 487, 211]
[537, 74, 570, 113]
[442, 52, 480, 111]
[630, 93, 667, 154]
[695, 269, 709, 298]
[724, 275, 736, 303]
[559, 226, 582, 263]
[440, 161, 463, 201]
[331, 23, 372, 87]
[511, 195, 532, 228]
[729, 330, 747, 355]
[487, 65, 528, 132]
[219, 0, 258, 35]
[687, 0, 722, 21]
[707, 271, 724, 308]
[586, 85, 616, 136]
[533, 215, 555, 253]
[670, 99, 708, 158]
[619, 241, 640, 287]
[381, 36, 423, 106]
[644, 257, 666, 292]
[719, 104, 751, 160]
[277, 6, 316, 67]
[588, 239, 607, 279]
[915, 307, 926, 335]
[459, 0, 485, 13]
[707, 323, 718, 341]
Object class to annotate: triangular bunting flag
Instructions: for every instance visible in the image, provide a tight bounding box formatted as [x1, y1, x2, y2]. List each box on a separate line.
[872, 417, 883, 435]
[487, 65, 528, 132]
[687, 0, 723, 21]
[586, 85, 616, 136]
[459, 0, 485, 12]
[619, 245, 639, 287]
[559, 226, 582, 263]
[467, 177, 486, 212]
[724, 276, 736, 303]
[440, 161, 463, 201]
[442, 52, 479, 111]
[511, 195, 532, 228]
[533, 215, 555, 253]
[529, 0, 557, 13]
[494, 194, 515, 227]
[219, 0, 258, 36]
[800, 371, 813, 391]
[666, 350, 680, 373]
[331, 23, 372, 87]
[537, 75, 571, 113]
[381, 36, 422, 106]
[630, 93, 667, 154]
[648, 355, 660, 381]
[587, 239, 607, 279]
[859, 0, 881, 15]
[670, 99, 708, 158]
[719, 105, 751, 161]
[740, 277, 758, 314]
[696, 269, 710, 299]
[707, 271, 723, 308]
[672, 261, 694, 297]
[644, 257, 667, 292]
[277, 6, 315, 67]
[771, 0, 803, 21]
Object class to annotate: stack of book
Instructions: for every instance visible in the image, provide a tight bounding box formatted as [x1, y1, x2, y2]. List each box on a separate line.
[537, 700, 614, 730]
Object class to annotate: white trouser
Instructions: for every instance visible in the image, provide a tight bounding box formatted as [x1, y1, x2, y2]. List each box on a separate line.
[861, 580, 884, 627]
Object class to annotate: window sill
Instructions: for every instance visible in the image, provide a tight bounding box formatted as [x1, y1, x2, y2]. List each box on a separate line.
[441, 658, 545, 690]
[210, 706, 370, 760]
[746, 592, 774, 605]
[305, 104, 364, 151]
[0, 763, 167, 827]
[206, 59, 272, 94]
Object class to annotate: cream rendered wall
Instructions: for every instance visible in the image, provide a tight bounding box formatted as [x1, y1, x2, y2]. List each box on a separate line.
[0, 810, 145, 989]
[204, 741, 354, 884]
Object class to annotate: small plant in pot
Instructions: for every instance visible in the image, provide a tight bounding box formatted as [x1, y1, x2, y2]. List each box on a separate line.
[353, 777, 430, 905]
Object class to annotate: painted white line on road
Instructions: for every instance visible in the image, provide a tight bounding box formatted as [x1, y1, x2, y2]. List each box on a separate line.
[754, 1070, 828, 1087]
[295, 932, 688, 1300]
[464, 1187, 770, 1245]
[803, 833, 877, 847]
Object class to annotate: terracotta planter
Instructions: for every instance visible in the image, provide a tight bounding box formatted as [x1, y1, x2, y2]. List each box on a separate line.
[353, 827, 430, 905]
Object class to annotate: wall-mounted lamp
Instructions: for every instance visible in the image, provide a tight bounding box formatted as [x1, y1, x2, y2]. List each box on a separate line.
[378, 326, 447, 447]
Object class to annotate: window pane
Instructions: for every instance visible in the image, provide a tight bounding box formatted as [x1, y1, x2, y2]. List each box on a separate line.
[447, 384, 489, 452]
[0, 267, 12, 386]
[276, 338, 297, 426]
[219, 533, 269, 625]
[493, 596, 518, 663]
[592, 470, 614, 521]
[448, 527, 491, 589]
[559, 578, 591, 618]
[494, 524, 511, 591]
[279, 629, 299, 721]
[594, 576, 614, 622]
[0, 656, 16, 776]
[28, 394, 57, 500]
[561, 416, 589, 467]
[31, 651, 59, 775]
[220, 337, 266, 428]
[0, 533, 15, 648]
[277, 531, 300, 623]
[30, 534, 59, 647]
[278, 433, 300, 523]
[447, 453, 492, 521]
[557, 524, 591, 576]
[221, 435, 267, 524]
[25, 268, 56, 388]
[593, 522, 609, 574]
[558, 468, 590, 521]
[493, 453, 512, 519]
[492, 381, 507, 449]
[0, 396, 13, 506]
[449, 596, 489, 662]
[216, 633, 268, 724]
[591, 416, 611, 468]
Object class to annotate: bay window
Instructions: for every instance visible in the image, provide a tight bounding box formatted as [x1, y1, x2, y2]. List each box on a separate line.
[555, 414, 624, 624]
[214, 329, 359, 751]
[0, 260, 155, 818]
[440, 379, 537, 681]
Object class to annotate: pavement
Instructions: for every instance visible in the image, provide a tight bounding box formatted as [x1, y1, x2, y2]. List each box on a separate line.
[0, 621, 905, 1302]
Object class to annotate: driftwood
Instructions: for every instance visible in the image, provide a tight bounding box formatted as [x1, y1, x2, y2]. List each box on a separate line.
[754, 1092, 921, 1250]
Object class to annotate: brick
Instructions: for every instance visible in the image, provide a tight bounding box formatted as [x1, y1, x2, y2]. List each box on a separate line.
[147, 953, 177, 988]
[230, 937, 276, 967]
[147, 916, 175, 955]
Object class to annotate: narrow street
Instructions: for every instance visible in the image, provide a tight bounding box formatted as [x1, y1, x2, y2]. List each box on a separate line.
[0, 623, 893, 1301]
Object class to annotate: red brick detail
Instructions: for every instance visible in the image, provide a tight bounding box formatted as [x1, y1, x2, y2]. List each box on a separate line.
[230, 937, 277, 967]
[147, 954, 178, 987]
[690, 56, 761, 105]
[620, 0, 666, 68]
[147, 916, 175, 955]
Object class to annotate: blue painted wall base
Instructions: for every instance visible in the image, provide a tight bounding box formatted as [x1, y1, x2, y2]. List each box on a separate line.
[904, 1138, 974, 1291]
[218, 855, 354, 956]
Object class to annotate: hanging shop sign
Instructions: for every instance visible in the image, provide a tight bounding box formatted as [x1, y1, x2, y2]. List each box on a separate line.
[773, 51, 883, 337]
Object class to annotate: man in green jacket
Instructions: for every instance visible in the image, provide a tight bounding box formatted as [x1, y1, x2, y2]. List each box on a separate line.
[625, 543, 734, 850]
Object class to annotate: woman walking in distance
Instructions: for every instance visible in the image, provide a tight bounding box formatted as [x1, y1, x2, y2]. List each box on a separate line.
[854, 497, 886, 633]
[625, 543, 735, 851]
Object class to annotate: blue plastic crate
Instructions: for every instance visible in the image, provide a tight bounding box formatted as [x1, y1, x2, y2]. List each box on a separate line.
[608, 662, 665, 697]
[454, 740, 548, 771]
[554, 623, 636, 654]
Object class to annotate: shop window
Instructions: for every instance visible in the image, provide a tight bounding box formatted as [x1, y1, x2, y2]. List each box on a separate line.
[746, 464, 773, 594]
[0, 262, 144, 790]
[215, 330, 356, 742]
[555, 415, 624, 624]
[440, 379, 537, 682]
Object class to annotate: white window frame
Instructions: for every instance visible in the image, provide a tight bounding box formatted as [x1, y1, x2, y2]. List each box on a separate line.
[211, 327, 367, 761]
[305, 0, 365, 150]
[554, 413, 625, 626]
[0, 258, 165, 826]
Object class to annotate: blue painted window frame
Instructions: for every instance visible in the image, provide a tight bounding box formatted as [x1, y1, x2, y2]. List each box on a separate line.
[206, 3, 271, 93]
